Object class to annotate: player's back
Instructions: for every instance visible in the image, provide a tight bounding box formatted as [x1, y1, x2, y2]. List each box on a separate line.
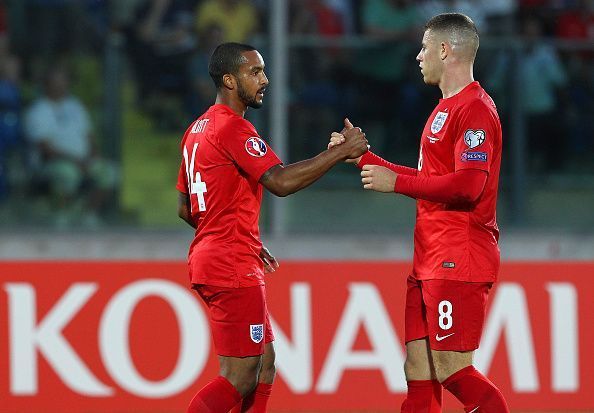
[176, 104, 281, 288]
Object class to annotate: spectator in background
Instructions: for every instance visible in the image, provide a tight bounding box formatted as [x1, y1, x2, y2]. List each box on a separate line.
[195, 0, 258, 43]
[125, 0, 197, 128]
[291, 0, 346, 36]
[24, 65, 119, 227]
[490, 16, 568, 172]
[0, 34, 23, 202]
[354, 0, 424, 160]
[288, 0, 354, 161]
[24, 0, 92, 77]
[555, 0, 594, 41]
[187, 23, 225, 115]
[554, 0, 594, 166]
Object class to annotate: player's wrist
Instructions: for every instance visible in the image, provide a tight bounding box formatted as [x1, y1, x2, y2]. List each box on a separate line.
[356, 151, 373, 169]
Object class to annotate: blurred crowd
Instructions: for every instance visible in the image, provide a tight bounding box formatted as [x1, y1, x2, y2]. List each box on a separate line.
[0, 0, 592, 228]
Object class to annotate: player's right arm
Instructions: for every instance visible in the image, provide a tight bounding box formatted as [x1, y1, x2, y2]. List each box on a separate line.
[177, 191, 196, 229]
[259, 124, 368, 197]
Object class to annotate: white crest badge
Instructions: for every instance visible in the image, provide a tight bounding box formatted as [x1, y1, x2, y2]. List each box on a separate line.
[430, 111, 449, 134]
[250, 324, 264, 343]
[464, 129, 486, 149]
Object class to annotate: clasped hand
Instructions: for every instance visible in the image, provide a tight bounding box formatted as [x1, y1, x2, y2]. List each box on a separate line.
[328, 119, 396, 193]
[328, 118, 368, 161]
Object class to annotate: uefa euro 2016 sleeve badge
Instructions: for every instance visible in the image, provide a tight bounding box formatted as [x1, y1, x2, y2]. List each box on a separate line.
[250, 324, 264, 343]
[245, 137, 268, 157]
[431, 111, 449, 134]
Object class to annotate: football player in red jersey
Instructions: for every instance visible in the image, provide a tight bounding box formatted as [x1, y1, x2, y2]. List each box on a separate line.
[177, 43, 368, 413]
[331, 13, 509, 413]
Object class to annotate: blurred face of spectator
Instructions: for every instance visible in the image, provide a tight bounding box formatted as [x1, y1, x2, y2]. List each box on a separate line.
[416, 29, 443, 86]
[523, 17, 542, 41]
[46, 69, 70, 100]
[223, 0, 241, 9]
[202, 25, 224, 51]
[235, 50, 268, 109]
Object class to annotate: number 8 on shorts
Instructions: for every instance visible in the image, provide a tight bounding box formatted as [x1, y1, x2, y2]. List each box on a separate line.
[438, 300, 453, 330]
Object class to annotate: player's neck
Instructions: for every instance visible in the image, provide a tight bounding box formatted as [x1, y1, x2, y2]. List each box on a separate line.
[439, 66, 474, 99]
[215, 94, 247, 118]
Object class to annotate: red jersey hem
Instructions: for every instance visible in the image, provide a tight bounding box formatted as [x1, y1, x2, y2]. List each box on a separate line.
[412, 272, 497, 283]
[190, 277, 265, 289]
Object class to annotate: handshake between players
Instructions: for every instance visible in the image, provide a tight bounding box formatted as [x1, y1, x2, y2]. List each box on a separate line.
[329, 118, 398, 193]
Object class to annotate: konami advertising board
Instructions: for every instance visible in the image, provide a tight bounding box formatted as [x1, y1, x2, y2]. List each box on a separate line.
[1, 261, 593, 412]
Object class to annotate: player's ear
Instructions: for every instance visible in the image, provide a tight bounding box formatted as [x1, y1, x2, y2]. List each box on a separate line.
[440, 42, 448, 60]
[222, 73, 235, 90]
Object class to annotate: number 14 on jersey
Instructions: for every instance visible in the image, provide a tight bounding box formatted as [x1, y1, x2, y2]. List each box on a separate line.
[183, 143, 207, 212]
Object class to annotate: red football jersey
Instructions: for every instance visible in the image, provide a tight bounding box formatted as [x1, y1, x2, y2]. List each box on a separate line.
[176, 104, 282, 288]
[414, 81, 502, 282]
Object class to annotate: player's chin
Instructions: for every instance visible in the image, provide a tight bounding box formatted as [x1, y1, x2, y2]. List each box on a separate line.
[422, 75, 437, 86]
[249, 98, 264, 109]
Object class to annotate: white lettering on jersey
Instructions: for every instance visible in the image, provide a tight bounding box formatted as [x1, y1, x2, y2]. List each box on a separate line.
[191, 119, 210, 134]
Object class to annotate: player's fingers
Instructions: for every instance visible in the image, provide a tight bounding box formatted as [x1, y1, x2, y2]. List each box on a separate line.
[361, 164, 374, 172]
[344, 118, 354, 129]
[360, 169, 372, 177]
[262, 255, 275, 272]
[363, 183, 373, 190]
[361, 177, 372, 184]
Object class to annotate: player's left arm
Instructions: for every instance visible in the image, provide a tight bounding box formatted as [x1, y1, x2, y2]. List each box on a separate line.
[361, 166, 487, 204]
[361, 100, 497, 204]
[177, 192, 196, 229]
[260, 245, 279, 274]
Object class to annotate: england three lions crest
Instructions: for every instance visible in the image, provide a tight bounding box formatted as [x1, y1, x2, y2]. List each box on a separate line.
[250, 324, 264, 343]
[430, 111, 449, 134]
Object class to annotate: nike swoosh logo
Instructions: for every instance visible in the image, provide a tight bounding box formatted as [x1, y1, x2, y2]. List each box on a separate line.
[435, 333, 455, 341]
[469, 407, 480, 413]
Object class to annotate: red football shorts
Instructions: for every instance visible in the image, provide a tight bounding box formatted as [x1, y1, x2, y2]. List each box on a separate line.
[405, 275, 492, 351]
[193, 284, 274, 357]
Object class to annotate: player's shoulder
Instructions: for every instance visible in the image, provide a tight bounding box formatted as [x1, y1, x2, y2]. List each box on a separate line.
[462, 84, 498, 113]
[457, 94, 499, 125]
[218, 114, 258, 140]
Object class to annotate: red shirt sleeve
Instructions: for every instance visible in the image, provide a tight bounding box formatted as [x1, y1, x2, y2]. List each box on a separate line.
[357, 151, 418, 176]
[176, 135, 189, 193]
[395, 169, 487, 205]
[454, 100, 498, 174]
[176, 160, 188, 193]
[218, 118, 282, 181]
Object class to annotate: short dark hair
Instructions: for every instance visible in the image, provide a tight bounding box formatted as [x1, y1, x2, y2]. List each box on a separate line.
[208, 42, 257, 88]
[425, 13, 479, 60]
[425, 13, 479, 37]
